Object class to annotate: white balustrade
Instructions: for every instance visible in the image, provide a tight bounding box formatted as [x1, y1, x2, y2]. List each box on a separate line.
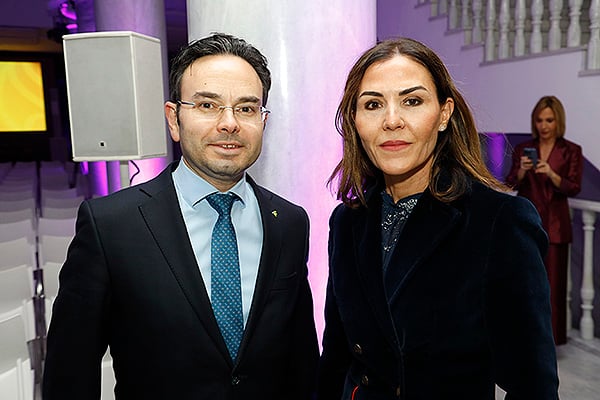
[449, 0, 460, 29]
[569, 198, 600, 340]
[416, 0, 598, 70]
[531, 0, 545, 53]
[514, 0, 527, 56]
[440, 0, 449, 15]
[589, 0, 600, 69]
[498, 0, 512, 58]
[473, 0, 485, 43]
[431, 0, 440, 17]
[568, 0, 584, 47]
[549, 0, 564, 50]
[485, 0, 498, 61]
[462, 0, 474, 44]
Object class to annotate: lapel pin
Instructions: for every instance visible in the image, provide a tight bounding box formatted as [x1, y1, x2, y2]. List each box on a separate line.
[271, 210, 278, 218]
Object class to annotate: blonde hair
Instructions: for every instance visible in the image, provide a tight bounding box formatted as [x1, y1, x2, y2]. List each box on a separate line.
[531, 95, 566, 139]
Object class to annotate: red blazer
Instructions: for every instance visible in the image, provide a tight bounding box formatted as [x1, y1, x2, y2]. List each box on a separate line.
[506, 138, 583, 243]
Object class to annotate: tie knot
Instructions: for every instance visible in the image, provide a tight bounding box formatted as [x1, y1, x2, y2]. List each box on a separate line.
[207, 193, 238, 216]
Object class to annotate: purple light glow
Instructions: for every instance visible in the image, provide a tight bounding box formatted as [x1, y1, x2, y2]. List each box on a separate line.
[88, 161, 109, 197]
[485, 132, 508, 180]
[60, 2, 77, 20]
[128, 158, 168, 187]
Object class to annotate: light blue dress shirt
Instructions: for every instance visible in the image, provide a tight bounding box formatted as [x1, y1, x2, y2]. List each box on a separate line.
[172, 159, 263, 326]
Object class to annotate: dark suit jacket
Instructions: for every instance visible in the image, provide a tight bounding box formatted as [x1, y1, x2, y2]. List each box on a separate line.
[317, 181, 559, 399]
[506, 138, 583, 243]
[43, 161, 319, 400]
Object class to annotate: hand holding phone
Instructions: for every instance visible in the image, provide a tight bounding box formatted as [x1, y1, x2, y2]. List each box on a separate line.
[523, 147, 538, 167]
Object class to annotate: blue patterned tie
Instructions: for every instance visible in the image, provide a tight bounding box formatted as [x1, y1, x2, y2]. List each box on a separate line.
[207, 193, 244, 360]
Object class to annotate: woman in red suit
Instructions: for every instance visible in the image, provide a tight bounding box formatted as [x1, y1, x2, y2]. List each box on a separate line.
[506, 95, 583, 345]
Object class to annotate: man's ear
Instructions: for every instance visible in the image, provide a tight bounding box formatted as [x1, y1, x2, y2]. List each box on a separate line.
[165, 102, 180, 142]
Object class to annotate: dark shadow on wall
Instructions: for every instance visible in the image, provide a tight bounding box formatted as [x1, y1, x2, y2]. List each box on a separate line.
[480, 132, 600, 338]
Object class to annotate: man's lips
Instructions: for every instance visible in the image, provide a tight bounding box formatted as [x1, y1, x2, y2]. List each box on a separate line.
[212, 142, 242, 150]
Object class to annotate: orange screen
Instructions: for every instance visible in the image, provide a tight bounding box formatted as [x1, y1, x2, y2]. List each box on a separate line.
[0, 61, 47, 132]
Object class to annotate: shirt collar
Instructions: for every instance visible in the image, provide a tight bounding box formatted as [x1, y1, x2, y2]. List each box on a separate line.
[172, 158, 248, 208]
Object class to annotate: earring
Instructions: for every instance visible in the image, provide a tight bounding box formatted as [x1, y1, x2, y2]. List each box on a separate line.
[439, 123, 447, 131]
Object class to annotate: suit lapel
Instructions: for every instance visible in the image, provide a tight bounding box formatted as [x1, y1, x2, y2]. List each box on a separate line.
[237, 179, 282, 357]
[137, 165, 230, 361]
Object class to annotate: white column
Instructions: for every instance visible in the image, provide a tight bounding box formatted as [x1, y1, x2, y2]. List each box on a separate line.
[94, 0, 171, 191]
[186, 0, 376, 339]
[449, 0, 459, 29]
[439, 0, 449, 16]
[514, 0, 527, 56]
[431, 0, 440, 17]
[462, 0, 473, 45]
[472, 0, 485, 43]
[567, 0, 583, 47]
[484, 0, 497, 62]
[498, 0, 511, 59]
[531, 0, 545, 53]
[589, 0, 600, 70]
[580, 210, 596, 339]
[548, 0, 563, 51]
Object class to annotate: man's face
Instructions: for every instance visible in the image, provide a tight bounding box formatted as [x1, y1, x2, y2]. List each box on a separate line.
[165, 54, 267, 192]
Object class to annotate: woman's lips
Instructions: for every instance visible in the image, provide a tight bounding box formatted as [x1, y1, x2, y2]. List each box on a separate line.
[380, 140, 410, 150]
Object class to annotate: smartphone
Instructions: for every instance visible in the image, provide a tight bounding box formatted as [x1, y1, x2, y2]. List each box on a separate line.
[523, 147, 538, 167]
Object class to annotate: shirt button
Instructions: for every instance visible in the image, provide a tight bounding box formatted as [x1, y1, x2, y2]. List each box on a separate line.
[231, 376, 241, 386]
[352, 343, 363, 355]
[361, 375, 369, 386]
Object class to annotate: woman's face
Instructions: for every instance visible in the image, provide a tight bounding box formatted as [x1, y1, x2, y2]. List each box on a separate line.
[535, 107, 558, 141]
[354, 54, 453, 195]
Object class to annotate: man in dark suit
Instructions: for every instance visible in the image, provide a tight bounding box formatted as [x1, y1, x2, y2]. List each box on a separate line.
[43, 33, 319, 399]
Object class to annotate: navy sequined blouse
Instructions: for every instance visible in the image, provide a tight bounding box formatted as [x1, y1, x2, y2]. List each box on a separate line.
[381, 191, 421, 274]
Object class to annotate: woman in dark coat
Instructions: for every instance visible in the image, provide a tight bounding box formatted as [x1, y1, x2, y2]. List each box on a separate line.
[317, 38, 559, 399]
[506, 95, 583, 345]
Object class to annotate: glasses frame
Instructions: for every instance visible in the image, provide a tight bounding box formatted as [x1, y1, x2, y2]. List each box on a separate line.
[177, 100, 270, 123]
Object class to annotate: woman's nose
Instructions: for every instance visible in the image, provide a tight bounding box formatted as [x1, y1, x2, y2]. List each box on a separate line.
[383, 107, 405, 130]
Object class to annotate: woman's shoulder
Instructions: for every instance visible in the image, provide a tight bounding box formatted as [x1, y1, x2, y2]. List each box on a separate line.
[468, 182, 538, 217]
[557, 137, 582, 151]
[328, 201, 369, 228]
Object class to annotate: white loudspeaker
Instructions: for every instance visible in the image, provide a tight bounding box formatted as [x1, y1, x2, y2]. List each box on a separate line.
[63, 31, 167, 161]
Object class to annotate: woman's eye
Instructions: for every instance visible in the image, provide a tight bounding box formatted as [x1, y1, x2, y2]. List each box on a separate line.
[403, 98, 422, 107]
[364, 101, 381, 110]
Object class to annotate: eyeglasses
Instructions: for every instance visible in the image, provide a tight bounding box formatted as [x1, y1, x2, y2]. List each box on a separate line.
[177, 100, 270, 123]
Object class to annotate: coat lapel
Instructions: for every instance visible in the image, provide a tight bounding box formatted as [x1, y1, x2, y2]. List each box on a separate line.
[352, 194, 400, 349]
[385, 192, 461, 303]
[137, 164, 230, 361]
[352, 189, 462, 350]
